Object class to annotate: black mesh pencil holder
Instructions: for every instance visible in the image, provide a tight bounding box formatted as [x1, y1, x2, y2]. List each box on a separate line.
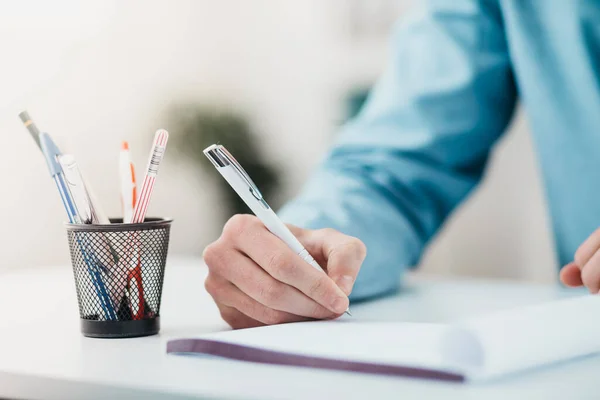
[65, 218, 172, 338]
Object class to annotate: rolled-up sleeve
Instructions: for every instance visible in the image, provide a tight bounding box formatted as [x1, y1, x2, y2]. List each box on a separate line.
[279, 0, 517, 300]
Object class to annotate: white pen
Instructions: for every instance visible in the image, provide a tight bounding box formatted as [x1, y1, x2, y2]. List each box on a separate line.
[58, 154, 95, 224]
[204, 144, 351, 316]
[58, 154, 125, 307]
[58, 154, 110, 224]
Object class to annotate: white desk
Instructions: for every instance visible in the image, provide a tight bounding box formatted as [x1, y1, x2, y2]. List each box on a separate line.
[0, 257, 596, 400]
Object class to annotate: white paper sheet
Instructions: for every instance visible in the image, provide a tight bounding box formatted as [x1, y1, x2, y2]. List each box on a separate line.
[198, 321, 452, 370]
[170, 295, 600, 381]
[441, 295, 600, 379]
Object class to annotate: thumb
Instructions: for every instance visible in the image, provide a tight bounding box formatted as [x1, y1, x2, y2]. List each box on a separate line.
[560, 262, 583, 287]
[291, 226, 366, 296]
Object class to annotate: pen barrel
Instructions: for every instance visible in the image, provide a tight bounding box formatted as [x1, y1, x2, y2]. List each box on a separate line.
[65, 217, 172, 338]
[298, 248, 322, 270]
[217, 165, 324, 270]
[260, 210, 323, 270]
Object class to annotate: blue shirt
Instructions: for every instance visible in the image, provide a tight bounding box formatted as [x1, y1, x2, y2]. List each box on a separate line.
[279, 0, 600, 300]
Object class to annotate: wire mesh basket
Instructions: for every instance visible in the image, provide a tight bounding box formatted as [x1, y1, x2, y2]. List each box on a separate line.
[65, 218, 172, 338]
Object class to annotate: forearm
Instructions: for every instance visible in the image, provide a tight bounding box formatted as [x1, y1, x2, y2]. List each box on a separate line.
[279, 144, 482, 301]
[281, 0, 516, 301]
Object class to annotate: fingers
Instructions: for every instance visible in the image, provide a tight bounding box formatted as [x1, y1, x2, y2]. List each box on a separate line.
[560, 262, 583, 287]
[306, 228, 367, 296]
[575, 227, 600, 268]
[216, 303, 264, 329]
[571, 227, 600, 293]
[225, 216, 349, 314]
[207, 273, 313, 327]
[204, 214, 365, 328]
[204, 241, 335, 319]
[581, 250, 600, 294]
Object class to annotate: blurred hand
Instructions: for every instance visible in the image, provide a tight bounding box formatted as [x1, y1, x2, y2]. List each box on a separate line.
[203, 214, 366, 329]
[561, 227, 600, 292]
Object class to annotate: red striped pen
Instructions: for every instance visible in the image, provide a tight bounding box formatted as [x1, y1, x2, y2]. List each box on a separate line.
[131, 129, 169, 224]
[127, 129, 169, 319]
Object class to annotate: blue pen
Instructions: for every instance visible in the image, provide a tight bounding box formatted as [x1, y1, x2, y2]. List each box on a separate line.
[38, 134, 78, 223]
[39, 132, 117, 321]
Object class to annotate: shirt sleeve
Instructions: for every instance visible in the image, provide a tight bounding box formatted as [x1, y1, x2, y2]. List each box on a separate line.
[278, 0, 517, 301]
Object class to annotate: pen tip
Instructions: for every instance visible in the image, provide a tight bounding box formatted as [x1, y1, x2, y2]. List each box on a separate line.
[122, 141, 129, 151]
[18, 111, 30, 122]
[345, 308, 352, 317]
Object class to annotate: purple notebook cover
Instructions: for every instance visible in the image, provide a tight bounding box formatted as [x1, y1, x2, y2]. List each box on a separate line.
[166, 338, 464, 383]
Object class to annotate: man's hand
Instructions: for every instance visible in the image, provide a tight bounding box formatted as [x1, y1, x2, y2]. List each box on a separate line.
[203, 214, 367, 329]
[561, 227, 600, 292]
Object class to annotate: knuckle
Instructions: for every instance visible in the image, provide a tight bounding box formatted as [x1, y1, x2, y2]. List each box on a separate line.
[308, 276, 327, 298]
[280, 262, 299, 281]
[220, 308, 240, 328]
[261, 309, 286, 325]
[227, 320, 243, 329]
[348, 237, 367, 259]
[218, 307, 232, 320]
[204, 276, 226, 299]
[267, 252, 285, 271]
[259, 282, 286, 306]
[267, 252, 294, 277]
[309, 302, 331, 319]
[203, 242, 223, 267]
[223, 214, 258, 239]
[581, 265, 597, 288]
[204, 276, 216, 295]
[574, 246, 587, 267]
[320, 228, 337, 237]
[228, 317, 247, 330]
[332, 237, 367, 262]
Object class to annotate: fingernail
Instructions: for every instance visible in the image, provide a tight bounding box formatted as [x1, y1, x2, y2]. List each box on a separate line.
[331, 296, 348, 314]
[336, 275, 355, 295]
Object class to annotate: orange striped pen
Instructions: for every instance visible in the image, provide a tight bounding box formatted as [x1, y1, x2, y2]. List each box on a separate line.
[119, 141, 137, 223]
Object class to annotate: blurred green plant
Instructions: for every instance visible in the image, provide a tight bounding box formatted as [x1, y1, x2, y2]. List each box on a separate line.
[168, 105, 280, 220]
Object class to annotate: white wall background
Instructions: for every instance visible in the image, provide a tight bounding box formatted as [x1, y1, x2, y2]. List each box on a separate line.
[0, 0, 557, 283]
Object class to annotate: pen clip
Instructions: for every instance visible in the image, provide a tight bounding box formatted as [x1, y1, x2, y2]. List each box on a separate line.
[208, 145, 264, 201]
[39, 133, 64, 177]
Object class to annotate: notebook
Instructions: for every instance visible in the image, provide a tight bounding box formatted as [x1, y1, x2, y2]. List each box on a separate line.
[167, 295, 600, 382]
